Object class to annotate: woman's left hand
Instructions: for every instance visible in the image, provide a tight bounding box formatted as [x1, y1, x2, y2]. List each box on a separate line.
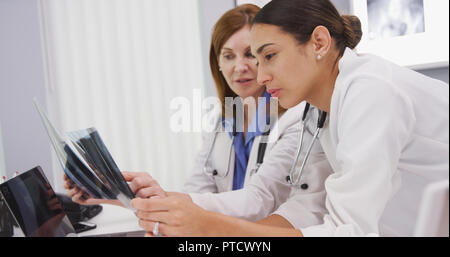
[131, 193, 212, 237]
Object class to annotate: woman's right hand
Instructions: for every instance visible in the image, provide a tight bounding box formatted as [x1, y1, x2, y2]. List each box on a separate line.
[122, 171, 167, 199]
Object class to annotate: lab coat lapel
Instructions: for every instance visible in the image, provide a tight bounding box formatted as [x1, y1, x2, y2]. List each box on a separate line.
[317, 120, 337, 172]
[211, 132, 235, 192]
[244, 135, 261, 187]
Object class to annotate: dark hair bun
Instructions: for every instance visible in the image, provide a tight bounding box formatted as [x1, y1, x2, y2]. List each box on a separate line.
[341, 15, 362, 49]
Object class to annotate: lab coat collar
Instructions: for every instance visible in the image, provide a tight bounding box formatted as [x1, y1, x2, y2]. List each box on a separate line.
[339, 47, 361, 76]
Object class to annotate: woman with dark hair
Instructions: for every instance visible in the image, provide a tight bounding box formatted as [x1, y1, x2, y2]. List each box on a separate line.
[66, 4, 331, 235]
[132, 0, 448, 237]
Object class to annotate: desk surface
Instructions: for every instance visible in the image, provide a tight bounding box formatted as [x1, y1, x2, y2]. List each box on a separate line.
[10, 203, 145, 237]
[78, 204, 145, 237]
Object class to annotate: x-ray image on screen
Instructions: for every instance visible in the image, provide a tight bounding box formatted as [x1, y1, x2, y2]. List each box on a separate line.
[367, 0, 425, 40]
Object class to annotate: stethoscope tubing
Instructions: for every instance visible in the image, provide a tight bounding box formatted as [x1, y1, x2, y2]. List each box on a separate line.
[203, 117, 271, 178]
[287, 103, 327, 187]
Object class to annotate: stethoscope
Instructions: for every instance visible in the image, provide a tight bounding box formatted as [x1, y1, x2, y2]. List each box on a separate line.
[286, 103, 328, 187]
[202, 117, 271, 178]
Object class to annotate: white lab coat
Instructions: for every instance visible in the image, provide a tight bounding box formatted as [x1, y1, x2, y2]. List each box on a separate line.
[190, 48, 449, 236]
[188, 103, 334, 225]
[183, 102, 309, 192]
[184, 102, 333, 221]
[181, 110, 275, 193]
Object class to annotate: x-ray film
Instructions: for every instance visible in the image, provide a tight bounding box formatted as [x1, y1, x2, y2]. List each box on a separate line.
[33, 99, 133, 209]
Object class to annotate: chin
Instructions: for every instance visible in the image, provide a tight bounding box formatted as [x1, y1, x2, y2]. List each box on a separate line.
[278, 96, 299, 109]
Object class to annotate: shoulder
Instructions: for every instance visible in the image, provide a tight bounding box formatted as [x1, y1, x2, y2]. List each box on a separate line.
[339, 48, 394, 77]
[335, 49, 413, 107]
[338, 48, 406, 88]
[277, 101, 304, 130]
[266, 102, 304, 143]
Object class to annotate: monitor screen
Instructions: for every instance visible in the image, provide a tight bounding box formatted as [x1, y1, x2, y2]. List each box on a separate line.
[0, 166, 75, 237]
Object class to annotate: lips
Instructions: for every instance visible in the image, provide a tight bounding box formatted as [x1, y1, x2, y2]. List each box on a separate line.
[235, 78, 254, 86]
[236, 78, 253, 83]
[267, 88, 282, 97]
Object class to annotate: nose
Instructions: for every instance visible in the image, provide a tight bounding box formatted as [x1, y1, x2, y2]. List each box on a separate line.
[257, 66, 271, 86]
[234, 57, 250, 74]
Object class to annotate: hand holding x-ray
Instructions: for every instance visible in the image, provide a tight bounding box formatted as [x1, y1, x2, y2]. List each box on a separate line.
[63, 171, 167, 207]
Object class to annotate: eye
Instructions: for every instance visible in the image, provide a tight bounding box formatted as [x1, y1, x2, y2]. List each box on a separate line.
[224, 54, 234, 60]
[265, 53, 276, 61]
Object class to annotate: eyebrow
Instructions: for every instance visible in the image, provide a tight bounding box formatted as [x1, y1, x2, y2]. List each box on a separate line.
[221, 47, 252, 54]
[256, 43, 275, 54]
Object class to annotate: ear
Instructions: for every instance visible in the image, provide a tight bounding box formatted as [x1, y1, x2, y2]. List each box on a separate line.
[310, 26, 332, 59]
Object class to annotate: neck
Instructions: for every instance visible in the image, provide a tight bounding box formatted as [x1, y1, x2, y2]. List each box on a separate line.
[306, 54, 340, 113]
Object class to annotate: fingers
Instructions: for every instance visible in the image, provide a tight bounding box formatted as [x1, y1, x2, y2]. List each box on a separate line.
[67, 186, 80, 198]
[70, 188, 84, 202]
[121, 171, 152, 182]
[121, 172, 168, 200]
[63, 175, 75, 190]
[68, 187, 92, 205]
[135, 210, 172, 225]
[129, 176, 162, 196]
[132, 197, 190, 237]
[135, 186, 167, 199]
[138, 219, 170, 236]
[138, 219, 158, 233]
[131, 197, 174, 212]
[64, 180, 74, 190]
[71, 191, 84, 204]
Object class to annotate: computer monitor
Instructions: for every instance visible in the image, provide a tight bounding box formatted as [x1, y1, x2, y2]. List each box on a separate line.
[0, 166, 76, 237]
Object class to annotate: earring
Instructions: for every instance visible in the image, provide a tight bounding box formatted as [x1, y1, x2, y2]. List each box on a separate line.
[317, 54, 322, 60]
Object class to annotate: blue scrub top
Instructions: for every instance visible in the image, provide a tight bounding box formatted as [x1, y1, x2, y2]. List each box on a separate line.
[223, 91, 271, 190]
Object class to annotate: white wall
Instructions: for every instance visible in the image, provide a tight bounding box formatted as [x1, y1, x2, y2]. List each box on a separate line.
[0, 0, 53, 183]
[39, 0, 206, 192]
[0, 122, 6, 179]
[198, 0, 235, 97]
[332, 0, 351, 14]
